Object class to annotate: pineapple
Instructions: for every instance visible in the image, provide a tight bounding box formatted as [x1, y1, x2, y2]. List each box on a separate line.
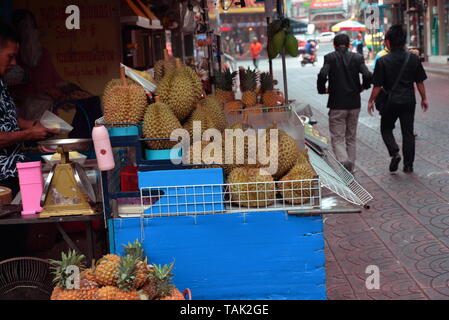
[95, 286, 121, 300]
[260, 72, 280, 108]
[94, 254, 121, 287]
[49, 250, 86, 300]
[123, 240, 149, 289]
[115, 255, 141, 300]
[160, 288, 185, 300]
[240, 68, 258, 107]
[214, 69, 237, 104]
[142, 262, 183, 300]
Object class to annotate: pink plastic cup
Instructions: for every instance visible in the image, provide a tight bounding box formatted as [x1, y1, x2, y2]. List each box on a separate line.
[16, 161, 44, 215]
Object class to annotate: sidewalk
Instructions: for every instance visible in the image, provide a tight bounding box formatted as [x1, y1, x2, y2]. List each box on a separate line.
[282, 67, 449, 300]
[422, 62, 449, 76]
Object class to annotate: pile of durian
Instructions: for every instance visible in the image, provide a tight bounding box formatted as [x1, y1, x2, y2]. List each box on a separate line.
[101, 54, 317, 208]
[223, 127, 318, 208]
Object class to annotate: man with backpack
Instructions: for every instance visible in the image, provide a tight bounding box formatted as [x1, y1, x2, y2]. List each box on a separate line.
[317, 34, 372, 173]
[368, 25, 429, 174]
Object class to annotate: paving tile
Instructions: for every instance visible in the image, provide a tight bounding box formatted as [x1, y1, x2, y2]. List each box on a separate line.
[269, 60, 449, 300]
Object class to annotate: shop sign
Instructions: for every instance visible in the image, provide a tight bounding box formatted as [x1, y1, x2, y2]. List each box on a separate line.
[12, 0, 121, 96]
[310, 0, 343, 9]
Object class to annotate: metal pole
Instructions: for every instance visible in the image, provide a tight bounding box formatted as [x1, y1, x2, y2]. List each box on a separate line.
[281, 47, 289, 103]
[277, 0, 289, 103]
[267, 16, 273, 77]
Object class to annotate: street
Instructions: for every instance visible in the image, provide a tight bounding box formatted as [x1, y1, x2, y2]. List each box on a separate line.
[237, 45, 449, 299]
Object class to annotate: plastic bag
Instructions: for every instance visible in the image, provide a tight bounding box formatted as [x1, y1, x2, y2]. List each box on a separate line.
[40, 110, 73, 134]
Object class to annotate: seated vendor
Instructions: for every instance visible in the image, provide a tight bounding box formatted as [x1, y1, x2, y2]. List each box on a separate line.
[0, 22, 58, 197]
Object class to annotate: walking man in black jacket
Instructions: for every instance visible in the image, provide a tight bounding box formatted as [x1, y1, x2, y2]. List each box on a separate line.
[368, 25, 429, 173]
[317, 34, 372, 172]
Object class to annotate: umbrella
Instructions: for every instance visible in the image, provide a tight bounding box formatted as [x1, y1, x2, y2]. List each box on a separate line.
[331, 19, 366, 32]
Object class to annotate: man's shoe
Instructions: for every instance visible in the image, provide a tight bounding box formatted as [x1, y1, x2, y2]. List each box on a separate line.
[389, 154, 402, 172]
[404, 166, 414, 173]
[342, 161, 354, 173]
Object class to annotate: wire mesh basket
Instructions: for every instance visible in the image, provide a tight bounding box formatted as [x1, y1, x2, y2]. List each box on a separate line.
[139, 178, 321, 218]
[308, 148, 373, 206]
[0, 257, 54, 300]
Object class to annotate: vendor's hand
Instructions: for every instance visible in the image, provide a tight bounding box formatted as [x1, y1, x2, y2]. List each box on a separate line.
[368, 100, 375, 116]
[26, 125, 59, 141]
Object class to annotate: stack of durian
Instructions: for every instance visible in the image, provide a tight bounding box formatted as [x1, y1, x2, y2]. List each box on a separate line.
[101, 52, 316, 208]
[224, 127, 318, 208]
[142, 56, 229, 159]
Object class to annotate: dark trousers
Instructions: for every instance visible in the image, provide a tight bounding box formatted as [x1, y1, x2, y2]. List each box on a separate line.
[380, 103, 416, 167]
[252, 58, 259, 69]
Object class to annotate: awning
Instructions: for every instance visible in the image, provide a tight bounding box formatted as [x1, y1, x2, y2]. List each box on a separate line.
[121, 0, 162, 30]
[331, 19, 366, 32]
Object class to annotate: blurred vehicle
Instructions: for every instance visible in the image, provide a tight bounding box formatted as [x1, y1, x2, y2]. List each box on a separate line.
[296, 34, 319, 54]
[300, 53, 317, 67]
[317, 32, 335, 43]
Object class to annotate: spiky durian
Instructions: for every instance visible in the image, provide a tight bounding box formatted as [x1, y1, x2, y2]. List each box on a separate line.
[143, 100, 182, 150]
[203, 95, 228, 132]
[277, 162, 317, 205]
[103, 80, 147, 125]
[227, 167, 276, 208]
[259, 128, 299, 179]
[154, 49, 176, 82]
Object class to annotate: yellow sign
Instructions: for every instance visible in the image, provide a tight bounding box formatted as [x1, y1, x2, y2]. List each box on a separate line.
[13, 0, 122, 95]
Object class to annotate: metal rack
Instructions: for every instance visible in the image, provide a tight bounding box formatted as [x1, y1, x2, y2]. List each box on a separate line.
[308, 147, 373, 207]
[138, 178, 321, 218]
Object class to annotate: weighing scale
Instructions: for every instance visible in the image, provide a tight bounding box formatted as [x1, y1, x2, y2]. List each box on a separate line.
[39, 139, 96, 218]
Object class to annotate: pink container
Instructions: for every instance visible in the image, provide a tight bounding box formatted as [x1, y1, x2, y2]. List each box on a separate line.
[16, 161, 44, 215]
[92, 125, 115, 171]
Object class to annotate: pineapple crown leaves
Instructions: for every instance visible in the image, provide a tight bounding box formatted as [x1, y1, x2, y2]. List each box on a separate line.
[240, 67, 258, 92]
[115, 255, 138, 292]
[122, 239, 146, 262]
[148, 261, 175, 282]
[215, 69, 237, 91]
[49, 250, 86, 289]
[260, 72, 274, 93]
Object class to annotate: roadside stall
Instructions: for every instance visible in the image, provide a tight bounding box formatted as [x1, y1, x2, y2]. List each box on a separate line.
[0, 0, 373, 301]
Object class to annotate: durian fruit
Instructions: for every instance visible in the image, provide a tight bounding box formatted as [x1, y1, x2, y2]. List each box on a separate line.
[101, 78, 134, 107]
[204, 95, 228, 132]
[103, 70, 147, 125]
[296, 149, 311, 166]
[214, 69, 237, 104]
[142, 97, 182, 150]
[260, 128, 299, 179]
[227, 167, 276, 208]
[184, 95, 227, 136]
[222, 123, 259, 175]
[186, 141, 223, 170]
[154, 49, 176, 82]
[183, 102, 218, 139]
[240, 68, 258, 107]
[156, 59, 203, 122]
[277, 160, 317, 205]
